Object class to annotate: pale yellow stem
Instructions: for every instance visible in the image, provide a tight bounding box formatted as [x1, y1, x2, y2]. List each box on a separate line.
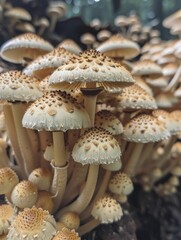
[78, 218, 100, 236]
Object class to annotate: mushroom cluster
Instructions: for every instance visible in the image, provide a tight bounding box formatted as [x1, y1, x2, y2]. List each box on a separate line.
[0, 5, 180, 240]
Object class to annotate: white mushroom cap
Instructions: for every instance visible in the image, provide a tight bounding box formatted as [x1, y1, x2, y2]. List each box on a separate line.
[97, 30, 112, 42]
[22, 91, 91, 131]
[7, 207, 57, 240]
[0, 167, 19, 194]
[101, 159, 122, 171]
[94, 110, 123, 135]
[4, 7, 32, 21]
[132, 60, 162, 77]
[52, 228, 80, 240]
[57, 39, 82, 55]
[23, 47, 75, 79]
[0, 71, 42, 102]
[10, 180, 38, 209]
[72, 127, 121, 165]
[0, 204, 16, 235]
[0, 33, 53, 64]
[122, 113, 170, 143]
[91, 195, 123, 223]
[49, 49, 135, 90]
[109, 172, 134, 195]
[28, 168, 53, 191]
[80, 33, 96, 45]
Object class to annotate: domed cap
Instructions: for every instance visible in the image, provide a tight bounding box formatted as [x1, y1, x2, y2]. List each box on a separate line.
[4, 7, 32, 21]
[132, 60, 162, 77]
[170, 110, 181, 134]
[22, 91, 91, 131]
[23, 47, 75, 79]
[52, 228, 80, 240]
[112, 83, 157, 110]
[80, 33, 96, 45]
[109, 172, 134, 195]
[57, 39, 82, 55]
[49, 49, 135, 90]
[0, 33, 54, 64]
[28, 168, 53, 191]
[0, 204, 16, 235]
[0, 71, 42, 102]
[0, 167, 19, 194]
[35, 191, 54, 213]
[7, 207, 57, 240]
[163, 10, 181, 28]
[94, 110, 123, 135]
[97, 35, 140, 59]
[72, 127, 121, 165]
[91, 195, 123, 223]
[170, 142, 181, 158]
[10, 180, 38, 209]
[122, 113, 170, 143]
[58, 212, 80, 230]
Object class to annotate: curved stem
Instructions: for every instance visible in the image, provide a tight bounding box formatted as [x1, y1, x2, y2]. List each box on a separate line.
[164, 65, 181, 91]
[78, 218, 100, 236]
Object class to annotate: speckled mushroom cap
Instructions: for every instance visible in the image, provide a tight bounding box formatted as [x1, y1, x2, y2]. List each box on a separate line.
[97, 35, 140, 59]
[0, 204, 16, 235]
[7, 207, 57, 240]
[170, 110, 181, 134]
[122, 113, 170, 143]
[49, 49, 135, 90]
[28, 168, 53, 191]
[94, 110, 123, 135]
[22, 91, 91, 131]
[10, 180, 38, 209]
[109, 172, 134, 195]
[57, 39, 82, 55]
[58, 212, 80, 230]
[72, 127, 121, 165]
[0, 33, 54, 64]
[91, 195, 123, 223]
[0, 71, 42, 102]
[132, 60, 162, 77]
[23, 47, 75, 79]
[52, 228, 80, 240]
[112, 83, 157, 111]
[0, 167, 19, 195]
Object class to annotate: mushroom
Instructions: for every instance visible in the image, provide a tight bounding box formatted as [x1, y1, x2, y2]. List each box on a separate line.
[34, 17, 50, 36]
[80, 33, 96, 49]
[97, 29, 112, 42]
[7, 207, 57, 240]
[0, 204, 16, 235]
[52, 228, 80, 240]
[58, 212, 80, 230]
[35, 191, 54, 213]
[57, 39, 82, 55]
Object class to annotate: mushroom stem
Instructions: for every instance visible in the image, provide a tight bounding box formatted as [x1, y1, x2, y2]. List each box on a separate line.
[123, 142, 144, 176]
[3, 104, 26, 178]
[61, 163, 89, 207]
[11, 103, 38, 176]
[83, 95, 97, 126]
[164, 65, 181, 91]
[56, 164, 99, 218]
[80, 169, 111, 222]
[39, 131, 52, 169]
[52, 131, 66, 167]
[78, 218, 100, 236]
[0, 138, 9, 167]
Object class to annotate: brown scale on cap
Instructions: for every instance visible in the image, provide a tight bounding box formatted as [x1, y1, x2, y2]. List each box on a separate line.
[0, 167, 19, 195]
[91, 195, 123, 223]
[0, 204, 16, 235]
[112, 83, 157, 110]
[22, 91, 91, 131]
[52, 228, 80, 240]
[123, 114, 170, 143]
[109, 172, 134, 195]
[0, 70, 42, 102]
[7, 207, 57, 240]
[10, 180, 38, 209]
[72, 127, 121, 165]
[95, 110, 123, 135]
[49, 49, 135, 90]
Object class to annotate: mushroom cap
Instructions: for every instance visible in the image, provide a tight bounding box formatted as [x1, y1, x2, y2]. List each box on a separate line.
[101, 159, 122, 171]
[22, 91, 91, 131]
[0, 33, 54, 64]
[155, 92, 178, 109]
[49, 49, 135, 90]
[10, 180, 38, 209]
[132, 60, 162, 77]
[80, 33, 96, 45]
[145, 76, 169, 88]
[7, 207, 57, 240]
[0, 204, 15, 235]
[58, 212, 80, 230]
[162, 62, 178, 77]
[94, 110, 123, 135]
[0, 70, 42, 103]
[171, 142, 181, 158]
[170, 110, 181, 134]
[163, 10, 181, 28]
[35, 191, 54, 213]
[91, 195, 123, 223]
[72, 127, 121, 165]
[4, 7, 32, 21]
[109, 172, 134, 195]
[97, 35, 140, 59]
[111, 83, 157, 111]
[23, 47, 75, 79]
[52, 228, 80, 240]
[28, 168, 53, 191]
[0, 167, 19, 194]
[57, 39, 82, 55]
[97, 30, 112, 42]
[15, 22, 35, 33]
[122, 113, 170, 143]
